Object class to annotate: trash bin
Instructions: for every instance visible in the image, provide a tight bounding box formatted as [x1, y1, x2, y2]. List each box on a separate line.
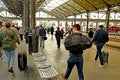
[25, 32, 29, 43]
[28, 33, 38, 54]
[32, 34, 39, 53]
[28, 33, 32, 54]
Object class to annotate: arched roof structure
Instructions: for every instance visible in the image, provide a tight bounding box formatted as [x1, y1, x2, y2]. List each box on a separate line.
[1, 0, 120, 18]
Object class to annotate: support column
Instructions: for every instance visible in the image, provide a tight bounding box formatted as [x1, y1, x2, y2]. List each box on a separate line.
[114, 11, 116, 19]
[65, 17, 68, 31]
[96, 11, 99, 28]
[74, 15, 76, 24]
[86, 12, 89, 33]
[80, 14, 82, 25]
[39, 11, 41, 18]
[71, 21, 73, 27]
[106, 7, 110, 32]
[29, 0, 38, 53]
[23, 0, 29, 43]
[30, 0, 36, 33]
[57, 20, 59, 27]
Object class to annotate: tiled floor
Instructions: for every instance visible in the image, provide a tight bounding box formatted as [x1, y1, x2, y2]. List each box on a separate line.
[0, 35, 120, 80]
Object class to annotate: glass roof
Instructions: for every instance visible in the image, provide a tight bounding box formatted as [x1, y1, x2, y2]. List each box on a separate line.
[42, 0, 68, 11]
[0, 0, 7, 9]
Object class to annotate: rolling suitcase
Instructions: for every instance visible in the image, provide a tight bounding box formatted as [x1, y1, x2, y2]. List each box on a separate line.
[18, 51, 27, 70]
[102, 51, 109, 64]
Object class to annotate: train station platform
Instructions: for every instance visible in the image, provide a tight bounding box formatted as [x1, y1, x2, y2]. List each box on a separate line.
[0, 35, 120, 80]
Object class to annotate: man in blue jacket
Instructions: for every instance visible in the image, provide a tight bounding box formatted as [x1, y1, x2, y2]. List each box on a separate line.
[38, 25, 46, 48]
[92, 25, 109, 68]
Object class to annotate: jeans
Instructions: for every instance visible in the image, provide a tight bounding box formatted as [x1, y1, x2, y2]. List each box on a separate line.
[95, 43, 105, 65]
[40, 36, 45, 48]
[4, 50, 15, 68]
[65, 55, 84, 80]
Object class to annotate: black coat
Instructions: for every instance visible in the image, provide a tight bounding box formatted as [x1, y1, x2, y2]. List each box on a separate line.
[55, 30, 62, 40]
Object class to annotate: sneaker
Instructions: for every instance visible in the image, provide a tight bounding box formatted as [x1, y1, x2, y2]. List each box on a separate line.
[99, 65, 104, 69]
[61, 73, 67, 80]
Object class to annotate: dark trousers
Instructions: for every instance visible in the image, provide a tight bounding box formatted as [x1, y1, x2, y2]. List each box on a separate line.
[20, 34, 23, 41]
[56, 39, 60, 48]
[95, 43, 105, 65]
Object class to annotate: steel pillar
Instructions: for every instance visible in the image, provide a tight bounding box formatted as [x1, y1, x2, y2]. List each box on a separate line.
[65, 17, 68, 31]
[23, 0, 29, 43]
[106, 8, 110, 32]
[86, 12, 89, 33]
[74, 15, 76, 24]
[29, 0, 38, 53]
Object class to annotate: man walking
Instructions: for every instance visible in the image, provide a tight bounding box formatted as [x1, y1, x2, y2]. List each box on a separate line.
[92, 25, 109, 68]
[62, 24, 84, 80]
[55, 27, 62, 48]
[38, 25, 46, 48]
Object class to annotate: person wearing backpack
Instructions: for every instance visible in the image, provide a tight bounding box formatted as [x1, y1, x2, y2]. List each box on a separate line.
[92, 25, 109, 69]
[61, 24, 84, 80]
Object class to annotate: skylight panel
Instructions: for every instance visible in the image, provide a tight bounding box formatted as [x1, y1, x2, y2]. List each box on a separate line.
[43, 0, 68, 11]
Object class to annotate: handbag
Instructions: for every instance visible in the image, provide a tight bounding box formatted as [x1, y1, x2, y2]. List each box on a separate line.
[64, 33, 92, 50]
[42, 36, 47, 40]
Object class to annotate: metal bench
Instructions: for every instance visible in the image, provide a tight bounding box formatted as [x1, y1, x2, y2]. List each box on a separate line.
[35, 60, 51, 69]
[32, 52, 59, 79]
[38, 66, 59, 79]
[32, 56, 47, 62]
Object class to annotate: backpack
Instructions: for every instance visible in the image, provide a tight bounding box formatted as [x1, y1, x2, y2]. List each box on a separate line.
[64, 33, 92, 50]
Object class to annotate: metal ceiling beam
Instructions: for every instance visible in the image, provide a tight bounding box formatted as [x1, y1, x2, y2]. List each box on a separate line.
[50, 7, 68, 17]
[85, 0, 98, 10]
[101, 0, 110, 7]
[40, 7, 66, 18]
[50, 9, 66, 17]
[49, 11, 65, 18]
[36, 0, 45, 11]
[55, 7, 71, 16]
[0, 7, 9, 12]
[41, 8, 65, 18]
[1, 0, 20, 15]
[73, 0, 89, 12]
[65, 2, 82, 14]
[60, 5, 76, 15]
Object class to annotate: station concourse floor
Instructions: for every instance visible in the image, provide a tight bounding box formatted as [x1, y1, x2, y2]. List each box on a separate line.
[0, 35, 120, 80]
